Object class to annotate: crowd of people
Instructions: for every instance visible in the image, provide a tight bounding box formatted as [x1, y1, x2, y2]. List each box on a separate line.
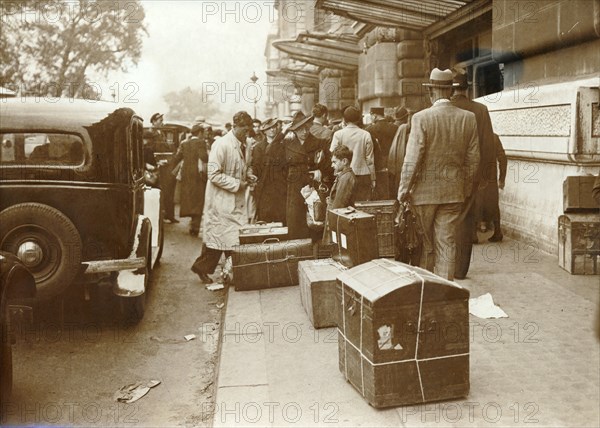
[143, 66, 509, 284]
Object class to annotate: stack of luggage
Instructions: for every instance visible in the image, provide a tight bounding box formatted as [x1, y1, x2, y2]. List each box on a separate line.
[230, 202, 471, 408]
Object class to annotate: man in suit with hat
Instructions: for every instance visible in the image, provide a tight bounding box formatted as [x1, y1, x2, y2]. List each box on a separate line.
[397, 68, 480, 281]
[367, 106, 399, 199]
[451, 69, 497, 279]
[254, 118, 288, 224]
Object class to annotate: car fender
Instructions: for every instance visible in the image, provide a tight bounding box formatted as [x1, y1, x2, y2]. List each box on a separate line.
[111, 215, 151, 298]
[0, 253, 36, 302]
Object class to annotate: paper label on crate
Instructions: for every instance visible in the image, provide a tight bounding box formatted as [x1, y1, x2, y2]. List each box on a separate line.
[340, 233, 347, 249]
[331, 231, 337, 244]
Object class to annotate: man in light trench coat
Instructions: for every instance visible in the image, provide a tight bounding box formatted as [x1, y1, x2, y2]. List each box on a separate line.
[191, 111, 256, 283]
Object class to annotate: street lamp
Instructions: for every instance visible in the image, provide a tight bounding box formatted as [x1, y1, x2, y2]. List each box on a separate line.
[250, 71, 259, 119]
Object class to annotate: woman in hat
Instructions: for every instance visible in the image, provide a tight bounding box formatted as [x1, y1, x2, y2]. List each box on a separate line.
[284, 111, 334, 240]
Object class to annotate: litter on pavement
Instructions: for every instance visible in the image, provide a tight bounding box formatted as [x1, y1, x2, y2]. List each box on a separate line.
[206, 284, 225, 291]
[469, 292, 508, 319]
[114, 380, 161, 404]
[184, 334, 196, 341]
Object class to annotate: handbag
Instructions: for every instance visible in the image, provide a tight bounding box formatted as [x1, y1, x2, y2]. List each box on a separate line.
[313, 183, 329, 222]
[302, 185, 325, 230]
[394, 200, 422, 265]
[172, 160, 183, 181]
[144, 169, 159, 187]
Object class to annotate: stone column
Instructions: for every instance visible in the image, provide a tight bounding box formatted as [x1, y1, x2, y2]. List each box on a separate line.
[358, 27, 429, 115]
[318, 68, 357, 120]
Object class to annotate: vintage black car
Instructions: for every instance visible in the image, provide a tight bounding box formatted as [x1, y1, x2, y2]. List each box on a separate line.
[0, 98, 164, 322]
[0, 251, 36, 406]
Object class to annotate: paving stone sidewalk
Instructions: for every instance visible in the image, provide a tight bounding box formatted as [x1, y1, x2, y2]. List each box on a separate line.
[212, 237, 599, 427]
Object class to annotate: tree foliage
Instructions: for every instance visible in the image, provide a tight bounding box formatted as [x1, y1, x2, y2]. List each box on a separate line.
[163, 87, 222, 122]
[0, 0, 147, 98]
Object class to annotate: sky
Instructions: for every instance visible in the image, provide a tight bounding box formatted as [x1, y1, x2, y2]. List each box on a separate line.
[102, 1, 275, 124]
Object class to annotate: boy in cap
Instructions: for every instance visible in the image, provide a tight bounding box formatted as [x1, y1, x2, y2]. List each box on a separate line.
[330, 106, 376, 202]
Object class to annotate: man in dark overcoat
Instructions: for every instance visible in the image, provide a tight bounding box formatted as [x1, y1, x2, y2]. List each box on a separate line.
[171, 123, 209, 236]
[367, 107, 398, 199]
[477, 133, 507, 242]
[451, 70, 496, 279]
[254, 119, 287, 224]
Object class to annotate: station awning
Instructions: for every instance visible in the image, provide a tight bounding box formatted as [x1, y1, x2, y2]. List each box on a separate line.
[315, 0, 482, 32]
[266, 65, 320, 87]
[272, 32, 361, 71]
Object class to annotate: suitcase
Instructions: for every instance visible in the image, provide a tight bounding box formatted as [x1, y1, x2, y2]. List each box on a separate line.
[298, 259, 347, 329]
[239, 222, 287, 244]
[328, 207, 378, 268]
[354, 200, 396, 257]
[563, 176, 599, 212]
[336, 259, 470, 408]
[313, 242, 336, 259]
[558, 213, 600, 274]
[232, 238, 313, 291]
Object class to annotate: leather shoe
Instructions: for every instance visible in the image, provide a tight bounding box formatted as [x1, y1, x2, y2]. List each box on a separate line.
[191, 266, 213, 284]
[488, 234, 503, 242]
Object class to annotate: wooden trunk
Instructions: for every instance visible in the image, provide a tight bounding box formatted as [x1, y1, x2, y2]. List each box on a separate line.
[299, 259, 347, 329]
[328, 208, 378, 268]
[239, 223, 287, 244]
[232, 239, 313, 291]
[563, 176, 599, 212]
[558, 213, 600, 274]
[336, 259, 470, 408]
[354, 200, 396, 257]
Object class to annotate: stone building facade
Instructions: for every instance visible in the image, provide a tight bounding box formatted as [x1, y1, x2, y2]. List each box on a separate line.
[266, 0, 599, 255]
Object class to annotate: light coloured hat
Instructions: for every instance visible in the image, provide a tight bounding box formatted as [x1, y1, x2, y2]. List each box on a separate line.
[422, 68, 460, 88]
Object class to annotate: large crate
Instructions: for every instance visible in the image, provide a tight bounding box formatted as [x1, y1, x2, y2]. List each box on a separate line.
[558, 213, 600, 274]
[232, 239, 313, 291]
[328, 207, 378, 268]
[355, 200, 396, 257]
[336, 259, 470, 408]
[563, 176, 599, 212]
[299, 259, 346, 329]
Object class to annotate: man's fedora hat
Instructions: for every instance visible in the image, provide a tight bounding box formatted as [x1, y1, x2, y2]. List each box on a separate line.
[422, 68, 460, 88]
[150, 113, 164, 123]
[191, 123, 205, 135]
[453, 71, 470, 89]
[288, 111, 314, 132]
[260, 118, 279, 132]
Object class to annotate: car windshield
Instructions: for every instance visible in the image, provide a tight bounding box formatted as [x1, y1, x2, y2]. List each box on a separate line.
[0, 132, 84, 167]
